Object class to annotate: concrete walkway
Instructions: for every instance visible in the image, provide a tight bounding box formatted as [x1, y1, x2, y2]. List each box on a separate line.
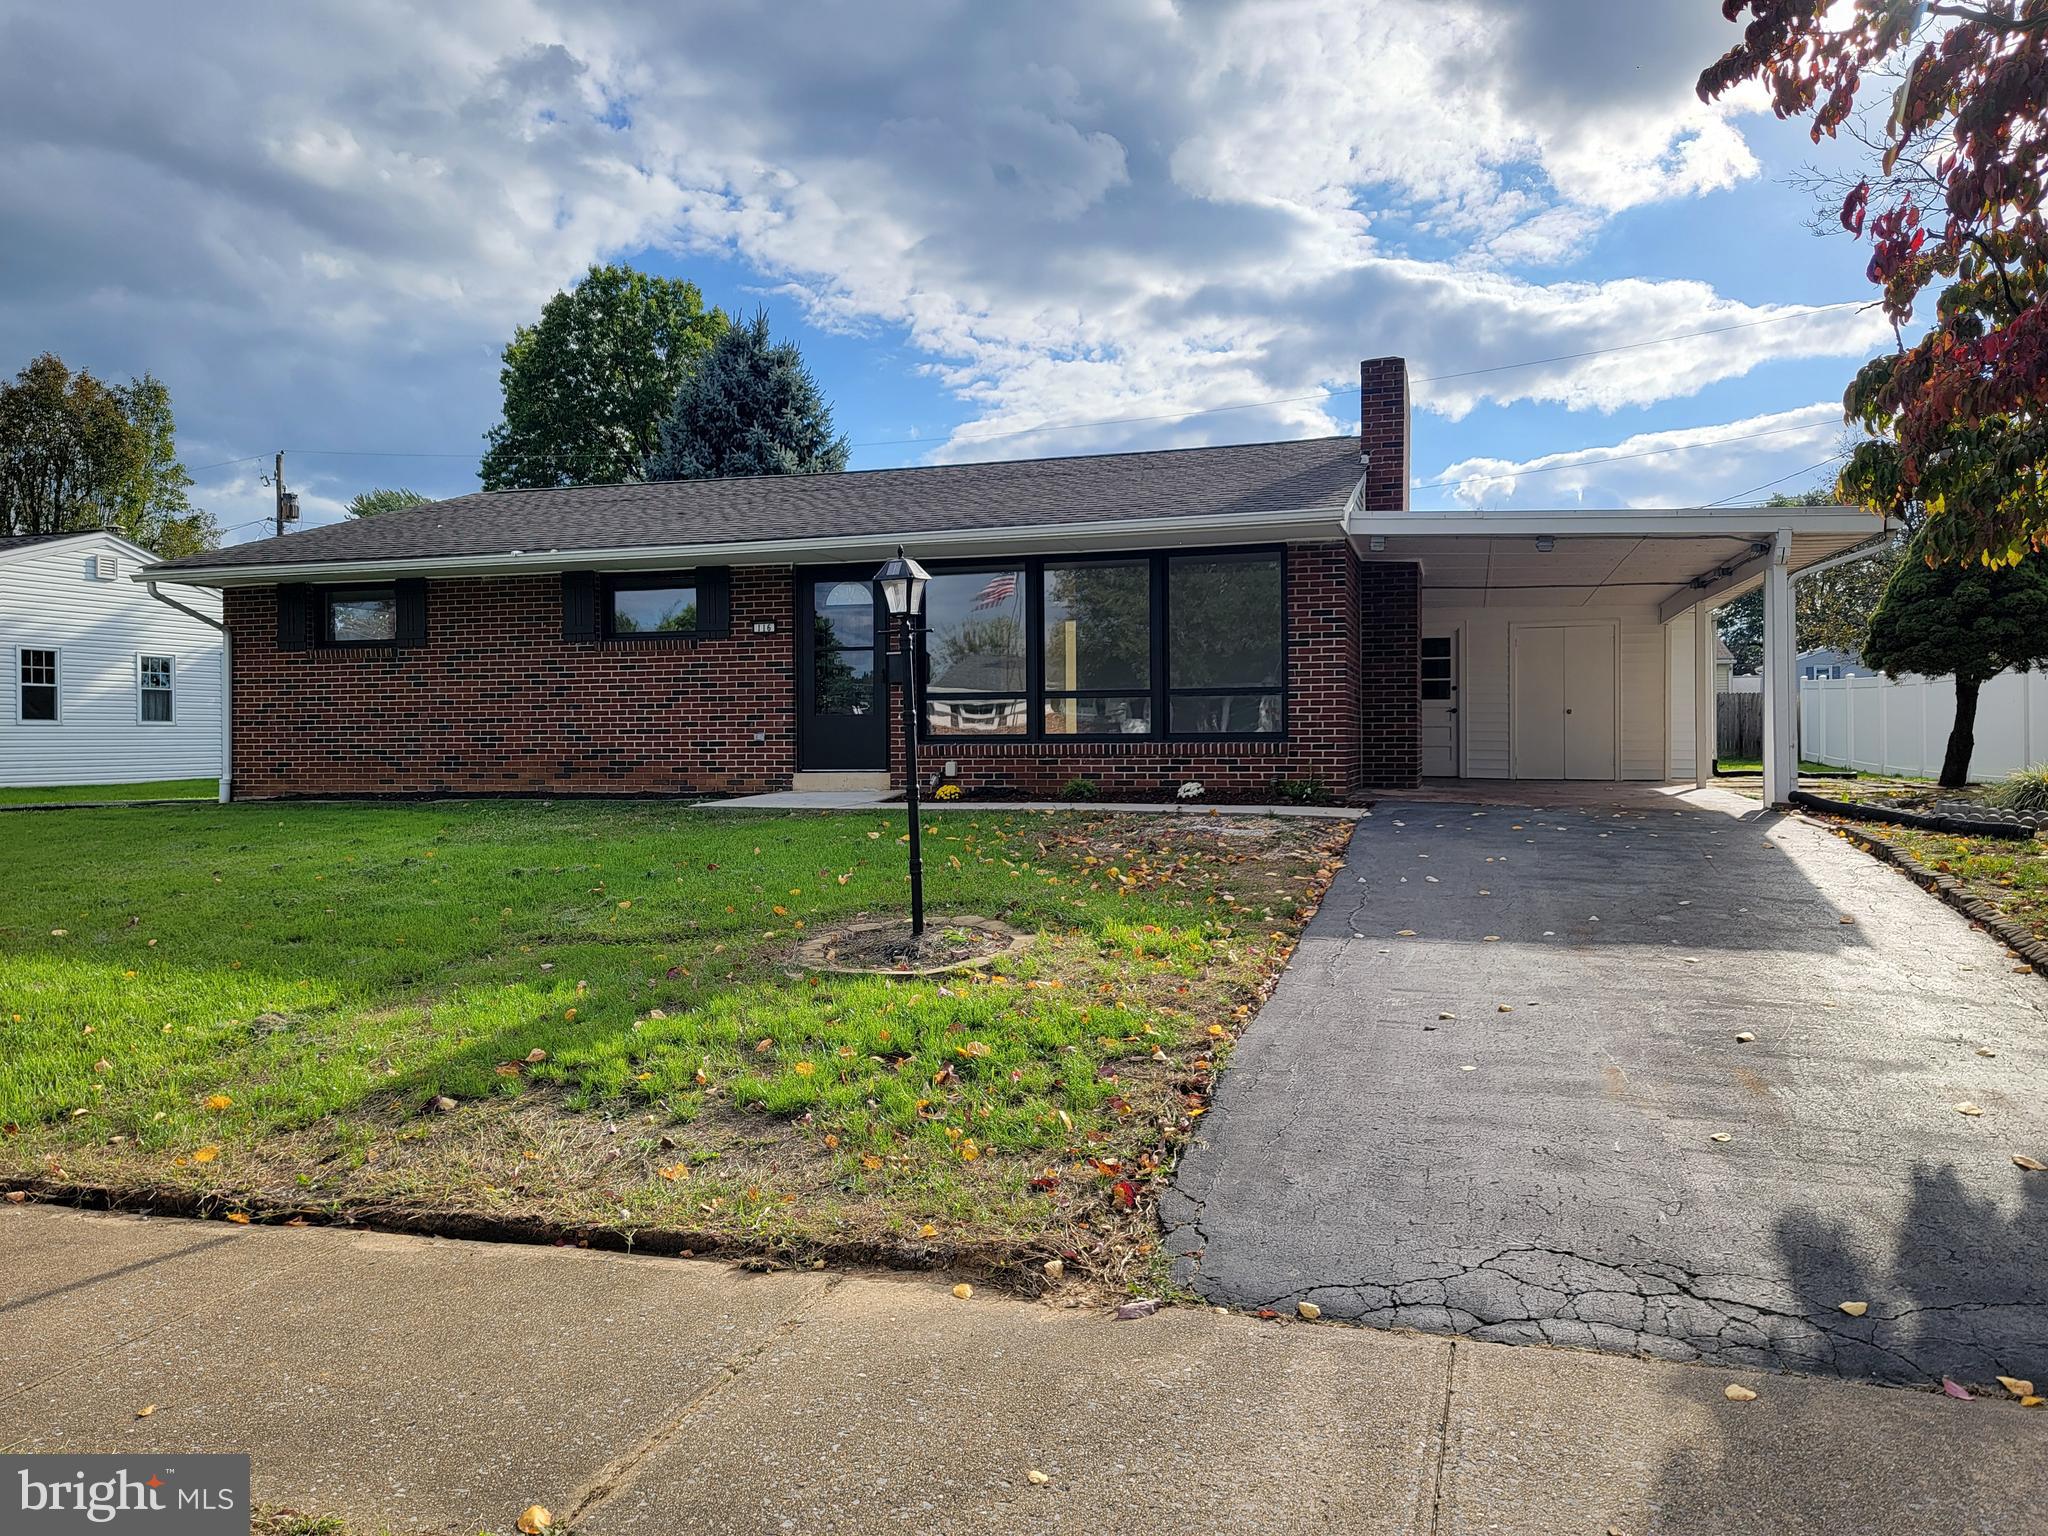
[1163, 791, 2048, 1385]
[1, 1205, 2041, 1535]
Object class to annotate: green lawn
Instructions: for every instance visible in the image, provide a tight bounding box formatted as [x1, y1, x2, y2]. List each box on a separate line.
[0, 800, 1348, 1278]
[1713, 759, 1851, 776]
[1860, 825, 2048, 945]
[0, 778, 218, 805]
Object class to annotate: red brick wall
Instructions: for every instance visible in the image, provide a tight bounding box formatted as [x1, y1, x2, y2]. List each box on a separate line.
[1360, 356, 1409, 512]
[225, 569, 797, 797]
[885, 542, 1374, 803]
[1358, 561, 1421, 788]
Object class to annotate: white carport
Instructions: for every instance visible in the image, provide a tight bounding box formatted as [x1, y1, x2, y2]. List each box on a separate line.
[1345, 506, 1897, 806]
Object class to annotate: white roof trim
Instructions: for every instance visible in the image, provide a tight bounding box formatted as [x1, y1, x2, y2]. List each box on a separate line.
[134, 506, 1349, 587]
[1346, 505, 1890, 541]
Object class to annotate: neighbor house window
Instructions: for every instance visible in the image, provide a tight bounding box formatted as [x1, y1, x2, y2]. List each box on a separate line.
[1043, 559, 1152, 735]
[17, 648, 57, 723]
[917, 547, 1286, 742]
[606, 573, 700, 636]
[138, 654, 174, 724]
[322, 585, 398, 644]
[923, 566, 1028, 736]
[1166, 552, 1284, 735]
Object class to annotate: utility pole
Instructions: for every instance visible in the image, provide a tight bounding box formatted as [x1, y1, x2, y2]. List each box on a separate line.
[273, 451, 286, 539]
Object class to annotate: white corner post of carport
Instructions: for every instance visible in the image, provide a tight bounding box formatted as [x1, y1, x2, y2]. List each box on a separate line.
[1761, 528, 1798, 807]
[1693, 599, 1717, 790]
[145, 582, 231, 804]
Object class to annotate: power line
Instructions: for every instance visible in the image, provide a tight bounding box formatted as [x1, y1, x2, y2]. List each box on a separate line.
[1703, 452, 1851, 508]
[183, 300, 1874, 470]
[1412, 419, 1837, 494]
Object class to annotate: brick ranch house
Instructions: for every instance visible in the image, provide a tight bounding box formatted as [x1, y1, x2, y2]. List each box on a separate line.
[139, 359, 1889, 807]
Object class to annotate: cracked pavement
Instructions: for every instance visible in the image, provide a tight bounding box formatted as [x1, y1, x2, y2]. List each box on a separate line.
[1162, 791, 2048, 1386]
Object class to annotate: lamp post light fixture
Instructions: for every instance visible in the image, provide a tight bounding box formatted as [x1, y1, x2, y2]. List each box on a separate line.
[874, 548, 932, 937]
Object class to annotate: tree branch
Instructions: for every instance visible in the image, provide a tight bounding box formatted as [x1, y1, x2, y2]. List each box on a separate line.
[1925, 3, 2048, 32]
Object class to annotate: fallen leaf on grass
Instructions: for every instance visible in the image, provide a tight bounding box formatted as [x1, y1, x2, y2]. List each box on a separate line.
[204, 1094, 232, 1111]
[191, 1146, 219, 1164]
[1838, 1301, 1868, 1317]
[224, 1212, 250, 1224]
[1723, 1384, 1756, 1402]
[918, 1223, 938, 1238]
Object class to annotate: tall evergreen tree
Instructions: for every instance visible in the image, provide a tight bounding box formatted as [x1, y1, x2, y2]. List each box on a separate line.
[480, 265, 726, 490]
[643, 309, 850, 482]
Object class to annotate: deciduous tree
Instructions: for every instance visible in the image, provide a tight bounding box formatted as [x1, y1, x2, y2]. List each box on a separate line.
[480, 265, 725, 490]
[1700, 1, 2048, 564]
[1861, 533, 2048, 784]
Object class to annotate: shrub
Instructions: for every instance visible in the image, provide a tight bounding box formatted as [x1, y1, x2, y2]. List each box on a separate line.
[1271, 777, 1330, 805]
[1990, 764, 2048, 815]
[1058, 776, 1100, 802]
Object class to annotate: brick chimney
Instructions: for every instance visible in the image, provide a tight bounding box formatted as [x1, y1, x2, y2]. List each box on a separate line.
[1359, 357, 1409, 512]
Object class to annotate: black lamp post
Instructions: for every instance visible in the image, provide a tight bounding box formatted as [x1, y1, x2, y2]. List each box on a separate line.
[874, 547, 931, 937]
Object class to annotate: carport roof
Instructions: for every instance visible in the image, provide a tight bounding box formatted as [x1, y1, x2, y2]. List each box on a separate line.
[1345, 505, 1896, 617]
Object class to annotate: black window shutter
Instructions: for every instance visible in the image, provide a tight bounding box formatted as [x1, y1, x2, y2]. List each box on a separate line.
[562, 571, 598, 641]
[276, 584, 311, 651]
[695, 568, 732, 637]
[395, 579, 427, 647]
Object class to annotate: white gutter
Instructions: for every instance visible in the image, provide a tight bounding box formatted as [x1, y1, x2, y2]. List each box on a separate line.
[146, 582, 231, 804]
[1346, 504, 1886, 540]
[131, 506, 1349, 588]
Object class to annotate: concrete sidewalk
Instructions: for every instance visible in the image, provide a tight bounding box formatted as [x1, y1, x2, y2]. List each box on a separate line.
[2, 1207, 2041, 1534]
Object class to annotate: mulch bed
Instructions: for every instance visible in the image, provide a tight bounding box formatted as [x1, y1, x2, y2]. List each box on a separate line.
[793, 915, 1029, 974]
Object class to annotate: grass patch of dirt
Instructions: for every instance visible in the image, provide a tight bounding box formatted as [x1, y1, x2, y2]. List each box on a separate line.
[0, 801, 1350, 1290]
[1841, 822, 2048, 946]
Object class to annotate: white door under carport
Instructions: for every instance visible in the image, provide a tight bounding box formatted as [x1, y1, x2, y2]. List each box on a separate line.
[1509, 622, 1618, 779]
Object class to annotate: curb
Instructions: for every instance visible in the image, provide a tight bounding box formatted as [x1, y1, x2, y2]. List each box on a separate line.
[1806, 815, 2048, 976]
[1789, 788, 2036, 841]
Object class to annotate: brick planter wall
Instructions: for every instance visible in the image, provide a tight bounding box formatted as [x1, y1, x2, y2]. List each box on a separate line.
[224, 569, 796, 798]
[884, 541, 1386, 803]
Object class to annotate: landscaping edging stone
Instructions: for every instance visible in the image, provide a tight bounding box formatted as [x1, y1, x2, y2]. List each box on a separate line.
[1789, 788, 2037, 840]
[1803, 814, 2048, 977]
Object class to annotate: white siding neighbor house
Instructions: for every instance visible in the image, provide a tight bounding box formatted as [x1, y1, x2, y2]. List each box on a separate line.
[1, 532, 224, 789]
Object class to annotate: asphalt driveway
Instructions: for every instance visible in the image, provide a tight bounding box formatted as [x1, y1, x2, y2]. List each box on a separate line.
[1162, 791, 2048, 1385]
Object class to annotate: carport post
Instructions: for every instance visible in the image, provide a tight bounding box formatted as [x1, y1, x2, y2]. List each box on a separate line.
[1693, 600, 1715, 790]
[1762, 528, 1798, 806]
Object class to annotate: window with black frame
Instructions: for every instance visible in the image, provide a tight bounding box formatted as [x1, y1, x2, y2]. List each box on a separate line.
[1166, 552, 1284, 735]
[322, 586, 397, 645]
[606, 574, 699, 636]
[1043, 559, 1152, 734]
[922, 567, 1028, 735]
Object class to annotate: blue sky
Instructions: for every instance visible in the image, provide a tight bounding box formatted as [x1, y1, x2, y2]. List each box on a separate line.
[0, 0, 1907, 543]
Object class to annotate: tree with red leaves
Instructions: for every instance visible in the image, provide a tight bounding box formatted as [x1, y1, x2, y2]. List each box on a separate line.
[1700, 1, 2048, 565]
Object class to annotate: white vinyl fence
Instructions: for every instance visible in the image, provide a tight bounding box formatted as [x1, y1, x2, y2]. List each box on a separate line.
[1799, 670, 2048, 780]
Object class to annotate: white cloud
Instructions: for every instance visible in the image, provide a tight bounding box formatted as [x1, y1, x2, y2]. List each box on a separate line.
[1430, 402, 1851, 509]
[0, 0, 1882, 512]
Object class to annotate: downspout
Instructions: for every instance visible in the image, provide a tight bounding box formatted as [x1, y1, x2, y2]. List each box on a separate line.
[146, 582, 231, 804]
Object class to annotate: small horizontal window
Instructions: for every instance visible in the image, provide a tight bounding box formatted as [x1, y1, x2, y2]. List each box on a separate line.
[323, 586, 397, 644]
[606, 574, 700, 637]
[18, 647, 57, 723]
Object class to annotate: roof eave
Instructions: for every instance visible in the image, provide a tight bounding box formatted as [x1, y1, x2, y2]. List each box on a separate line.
[134, 506, 1350, 587]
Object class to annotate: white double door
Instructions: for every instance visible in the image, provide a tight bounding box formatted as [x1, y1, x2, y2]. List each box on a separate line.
[1511, 623, 1617, 780]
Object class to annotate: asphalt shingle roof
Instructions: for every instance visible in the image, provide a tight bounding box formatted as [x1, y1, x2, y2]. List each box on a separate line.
[147, 436, 1363, 574]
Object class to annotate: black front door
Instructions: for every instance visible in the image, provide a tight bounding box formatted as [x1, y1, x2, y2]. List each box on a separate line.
[798, 572, 889, 770]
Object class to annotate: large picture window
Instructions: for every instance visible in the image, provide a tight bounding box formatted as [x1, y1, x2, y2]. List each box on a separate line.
[1167, 552, 1284, 735]
[919, 547, 1285, 741]
[923, 566, 1028, 735]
